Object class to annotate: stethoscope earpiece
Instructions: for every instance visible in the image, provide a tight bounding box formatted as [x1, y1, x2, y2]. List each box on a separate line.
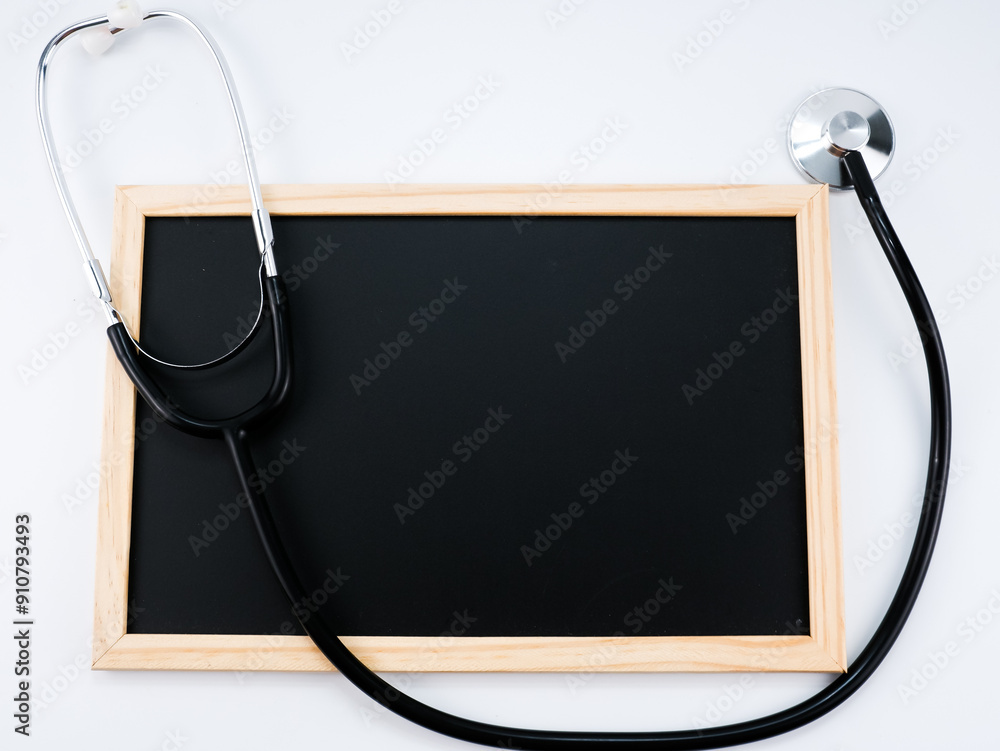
[79, 1, 144, 55]
[788, 87, 895, 189]
[37, 5, 276, 369]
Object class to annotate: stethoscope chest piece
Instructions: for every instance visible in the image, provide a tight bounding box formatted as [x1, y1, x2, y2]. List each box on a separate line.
[788, 87, 895, 189]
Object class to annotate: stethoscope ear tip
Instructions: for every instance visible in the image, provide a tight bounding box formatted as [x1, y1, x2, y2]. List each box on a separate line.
[109, 1, 145, 30]
[80, 1, 144, 55]
[787, 87, 895, 190]
[80, 27, 115, 55]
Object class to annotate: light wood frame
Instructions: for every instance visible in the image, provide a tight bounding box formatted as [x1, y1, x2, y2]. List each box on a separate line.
[93, 184, 843, 673]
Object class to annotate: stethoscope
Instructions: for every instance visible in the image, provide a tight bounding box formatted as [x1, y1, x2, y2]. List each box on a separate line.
[37, 7, 951, 750]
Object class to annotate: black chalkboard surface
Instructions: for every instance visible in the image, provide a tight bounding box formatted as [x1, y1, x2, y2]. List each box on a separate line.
[96, 185, 843, 673]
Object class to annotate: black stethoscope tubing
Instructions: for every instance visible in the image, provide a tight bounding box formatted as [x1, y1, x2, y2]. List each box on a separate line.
[119, 154, 952, 751]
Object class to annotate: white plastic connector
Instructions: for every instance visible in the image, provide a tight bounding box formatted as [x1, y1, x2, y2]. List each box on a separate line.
[108, 0, 144, 29]
[80, 26, 114, 55]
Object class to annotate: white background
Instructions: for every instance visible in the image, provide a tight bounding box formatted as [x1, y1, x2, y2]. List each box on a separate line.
[2, 0, 999, 749]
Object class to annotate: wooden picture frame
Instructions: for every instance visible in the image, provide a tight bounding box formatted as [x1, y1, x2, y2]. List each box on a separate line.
[93, 184, 843, 673]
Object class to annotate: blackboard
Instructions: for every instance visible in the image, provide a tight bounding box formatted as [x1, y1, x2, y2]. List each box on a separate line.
[93, 185, 844, 673]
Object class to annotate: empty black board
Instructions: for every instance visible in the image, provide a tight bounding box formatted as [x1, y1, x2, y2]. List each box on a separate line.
[126, 214, 808, 639]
